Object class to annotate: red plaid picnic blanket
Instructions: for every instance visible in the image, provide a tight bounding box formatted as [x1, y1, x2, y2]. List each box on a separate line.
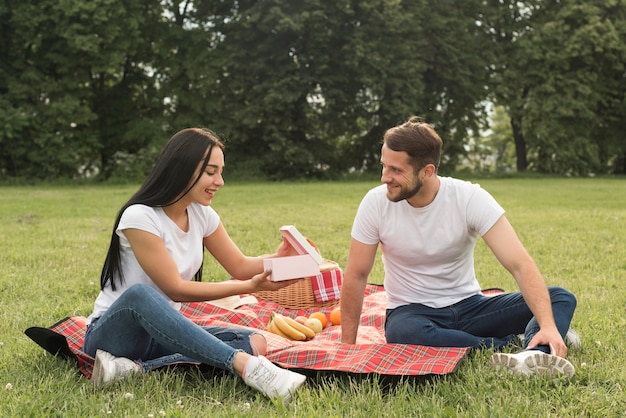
[310, 267, 342, 302]
[28, 284, 470, 379]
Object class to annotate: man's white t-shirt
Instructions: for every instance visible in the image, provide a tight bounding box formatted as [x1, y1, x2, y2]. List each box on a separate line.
[351, 177, 504, 309]
[87, 203, 220, 324]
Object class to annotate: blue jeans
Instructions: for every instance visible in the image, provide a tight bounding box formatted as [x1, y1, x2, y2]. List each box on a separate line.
[83, 284, 257, 373]
[385, 286, 576, 353]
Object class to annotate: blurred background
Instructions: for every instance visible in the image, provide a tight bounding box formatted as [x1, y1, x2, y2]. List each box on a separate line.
[1, 0, 624, 182]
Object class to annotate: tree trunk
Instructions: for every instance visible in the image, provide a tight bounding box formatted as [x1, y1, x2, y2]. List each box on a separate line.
[617, 151, 626, 175]
[510, 115, 527, 172]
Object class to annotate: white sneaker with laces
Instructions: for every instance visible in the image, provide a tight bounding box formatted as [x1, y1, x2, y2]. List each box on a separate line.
[243, 356, 306, 403]
[490, 350, 575, 378]
[92, 349, 141, 388]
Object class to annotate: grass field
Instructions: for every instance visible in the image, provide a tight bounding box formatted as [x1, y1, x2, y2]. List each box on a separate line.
[1, 178, 625, 417]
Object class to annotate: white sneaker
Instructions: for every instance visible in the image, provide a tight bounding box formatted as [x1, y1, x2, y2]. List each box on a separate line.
[243, 356, 306, 403]
[565, 329, 581, 349]
[92, 349, 141, 388]
[490, 350, 575, 378]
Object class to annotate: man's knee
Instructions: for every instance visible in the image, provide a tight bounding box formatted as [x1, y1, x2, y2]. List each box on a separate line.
[549, 286, 576, 304]
[549, 286, 577, 311]
[385, 317, 435, 345]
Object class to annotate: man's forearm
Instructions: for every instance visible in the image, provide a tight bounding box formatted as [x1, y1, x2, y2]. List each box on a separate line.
[339, 275, 367, 344]
[515, 265, 558, 331]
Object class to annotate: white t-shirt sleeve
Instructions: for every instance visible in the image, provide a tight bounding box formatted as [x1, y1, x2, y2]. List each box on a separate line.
[466, 185, 505, 236]
[351, 186, 384, 245]
[118, 204, 163, 237]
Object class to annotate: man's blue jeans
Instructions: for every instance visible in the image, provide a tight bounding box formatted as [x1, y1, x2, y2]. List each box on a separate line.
[385, 286, 576, 353]
[83, 284, 257, 373]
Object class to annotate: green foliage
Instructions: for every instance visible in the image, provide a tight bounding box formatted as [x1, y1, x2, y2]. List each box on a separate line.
[486, 0, 626, 175]
[1, 179, 625, 416]
[1, 0, 624, 180]
[521, 1, 626, 175]
[0, 0, 166, 180]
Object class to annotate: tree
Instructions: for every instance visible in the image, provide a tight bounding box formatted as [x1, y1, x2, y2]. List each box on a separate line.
[466, 105, 515, 173]
[484, 0, 626, 175]
[0, 0, 97, 178]
[183, 0, 494, 178]
[480, 0, 540, 172]
[3, 0, 622, 180]
[413, 0, 495, 172]
[0, 0, 166, 180]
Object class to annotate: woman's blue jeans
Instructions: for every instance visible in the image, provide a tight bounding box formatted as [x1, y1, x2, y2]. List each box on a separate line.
[83, 284, 257, 373]
[385, 286, 576, 353]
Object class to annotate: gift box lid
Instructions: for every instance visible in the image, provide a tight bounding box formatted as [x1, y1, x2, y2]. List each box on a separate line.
[279, 225, 324, 264]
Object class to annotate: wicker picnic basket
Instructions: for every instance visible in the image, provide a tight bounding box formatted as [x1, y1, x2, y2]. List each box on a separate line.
[254, 260, 341, 309]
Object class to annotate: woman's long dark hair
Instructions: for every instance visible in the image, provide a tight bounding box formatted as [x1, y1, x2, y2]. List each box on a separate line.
[100, 128, 225, 290]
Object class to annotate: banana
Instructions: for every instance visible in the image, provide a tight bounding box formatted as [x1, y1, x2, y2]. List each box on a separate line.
[267, 315, 292, 340]
[281, 315, 316, 340]
[272, 313, 307, 341]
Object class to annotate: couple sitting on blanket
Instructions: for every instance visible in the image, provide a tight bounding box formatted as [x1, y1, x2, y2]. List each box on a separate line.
[86, 121, 577, 404]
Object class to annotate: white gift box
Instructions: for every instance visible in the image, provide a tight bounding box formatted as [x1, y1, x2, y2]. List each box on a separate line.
[263, 225, 323, 282]
[263, 254, 321, 282]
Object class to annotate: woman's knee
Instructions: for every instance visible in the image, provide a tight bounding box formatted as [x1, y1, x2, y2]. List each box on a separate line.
[250, 334, 267, 356]
[124, 283, 152, 298]
[121, 283, 167, 307]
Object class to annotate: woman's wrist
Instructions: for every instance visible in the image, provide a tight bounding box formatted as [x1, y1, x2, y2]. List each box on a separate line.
[257, 253, 277, 259]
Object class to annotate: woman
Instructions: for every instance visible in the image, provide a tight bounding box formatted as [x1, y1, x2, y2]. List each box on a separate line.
[83, 128, 306, 402]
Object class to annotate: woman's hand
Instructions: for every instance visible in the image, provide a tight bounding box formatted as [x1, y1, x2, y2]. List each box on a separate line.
[275, 237, 300, 257]
[250, 269, 304, 291]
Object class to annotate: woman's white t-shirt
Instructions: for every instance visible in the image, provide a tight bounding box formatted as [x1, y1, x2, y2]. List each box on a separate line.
[351, 177, 504, 309]
[87, 203, 220, 324]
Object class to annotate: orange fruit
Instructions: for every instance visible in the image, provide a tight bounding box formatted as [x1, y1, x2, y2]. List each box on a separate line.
[309, 312, 328, 329]
[329, 307, 341, 325]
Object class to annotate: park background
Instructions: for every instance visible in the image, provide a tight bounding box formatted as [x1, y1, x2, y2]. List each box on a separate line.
[1, 0, 625, 183]
[1, 0, 625, 416]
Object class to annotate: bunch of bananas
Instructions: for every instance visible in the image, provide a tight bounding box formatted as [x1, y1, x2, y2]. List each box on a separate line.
[267, 312, 316, 341]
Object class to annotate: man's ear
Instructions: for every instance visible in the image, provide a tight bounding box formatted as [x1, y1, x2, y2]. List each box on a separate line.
[423, 164, 436, 178]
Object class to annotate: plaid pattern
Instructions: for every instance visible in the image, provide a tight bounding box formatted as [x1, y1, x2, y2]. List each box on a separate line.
[47, 284, 469, 379]
[49, 316, 94, 378]
[310, 267, 343, 302]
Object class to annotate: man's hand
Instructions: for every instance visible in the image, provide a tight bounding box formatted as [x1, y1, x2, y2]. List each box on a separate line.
[527, 328, 568, 358]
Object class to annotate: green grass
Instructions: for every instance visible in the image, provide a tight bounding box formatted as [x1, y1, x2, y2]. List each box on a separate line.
[1, 178, 625, 417]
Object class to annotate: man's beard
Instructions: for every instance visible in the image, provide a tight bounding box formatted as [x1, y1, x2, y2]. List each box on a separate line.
[387, 177, 423, 202]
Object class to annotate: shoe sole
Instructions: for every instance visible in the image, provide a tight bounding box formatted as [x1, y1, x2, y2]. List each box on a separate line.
[91, 352, 105, 388]
[490, 352, 575, 378]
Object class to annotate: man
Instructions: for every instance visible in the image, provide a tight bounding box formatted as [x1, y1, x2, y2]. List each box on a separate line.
[340, 117, 577, 377]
